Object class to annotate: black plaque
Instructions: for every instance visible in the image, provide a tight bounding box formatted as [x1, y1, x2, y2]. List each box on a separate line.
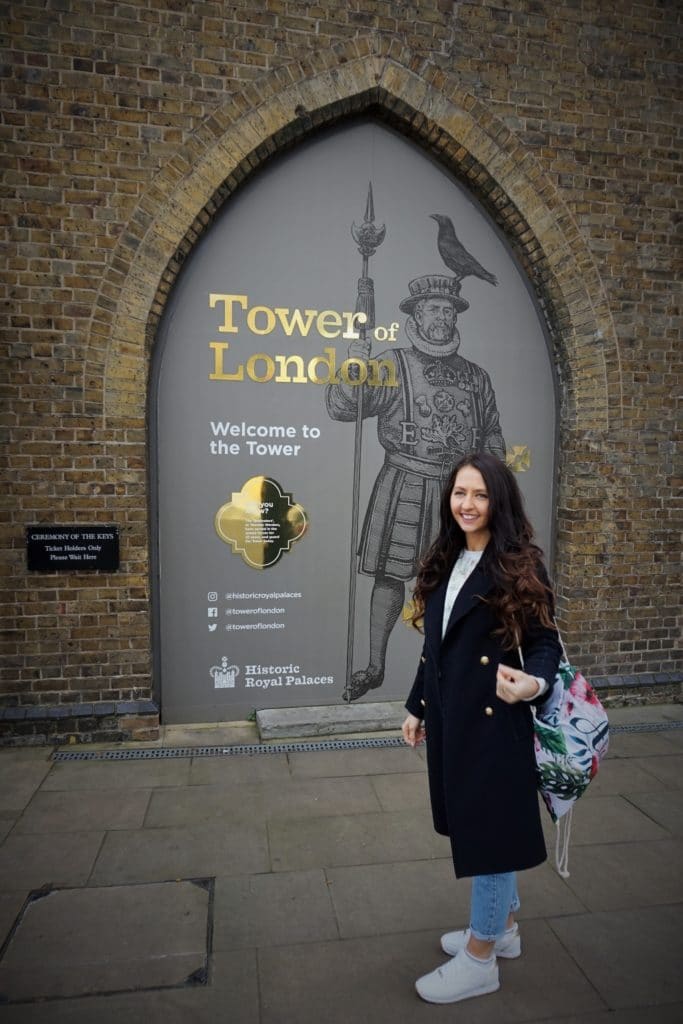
[26, 526, 120, 571]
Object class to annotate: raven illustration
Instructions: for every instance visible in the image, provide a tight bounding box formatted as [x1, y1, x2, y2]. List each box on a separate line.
[430, 214, 498, 286]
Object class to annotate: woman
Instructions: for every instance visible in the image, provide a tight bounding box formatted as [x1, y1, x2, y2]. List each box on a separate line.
[402, 451, 561, 1005]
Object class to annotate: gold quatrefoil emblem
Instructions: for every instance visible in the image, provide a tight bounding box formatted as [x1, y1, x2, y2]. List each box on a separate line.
[215, 476, 308, 569]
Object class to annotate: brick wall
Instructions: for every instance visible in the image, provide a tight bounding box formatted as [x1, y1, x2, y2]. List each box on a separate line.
[2, 0, 680, 738]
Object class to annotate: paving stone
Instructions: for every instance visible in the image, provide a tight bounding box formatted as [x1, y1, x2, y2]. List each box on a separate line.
[370, 769, 430, 811]
[213, 869, 338, 950]
[0, 949, 259, 1024]
[257, 919, 603, 1024]
[657, 730, 683, 752]
[13, 789, 151, 834]
[559, 839, 683, 912]
[0, 748, 53, 762]
[0, 880, 209, 1002]
[41, 758, 192, 791]
[582, 757, 669, 797]
[631, 754, 683, 788]
[144, 776, 381, 828]
[131, 782, 255, 831]
[0, 759, 53, 814]
[549, 904, 683, 1008]
[606, 732, 682, 759]
[541, 795, 669, 847]
[163, 723, 259, 747]
[625, 789, 683, 837]
[287, 744, 425, 779]
[485, 918, 607, 1020]
[268, 809, 451, 872]
[660, 709, 683, 721]
[326, 858, 464, 939]
[0, 831, 104, 891]
[0, 820, 14, 842]
[189, 751, 290, 785]
[514, 861, 589, 920]
[90, 822, 269, 885]
[530, 1007, 683, 1024]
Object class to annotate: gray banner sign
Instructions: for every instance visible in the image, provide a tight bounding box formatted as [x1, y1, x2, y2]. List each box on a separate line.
[152, 121, 556, 723]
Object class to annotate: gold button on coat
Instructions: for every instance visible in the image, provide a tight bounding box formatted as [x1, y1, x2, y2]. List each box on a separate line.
[485, 706, 494, 716]
[480, 656, 490, 666]
[420, 656, 426, 664]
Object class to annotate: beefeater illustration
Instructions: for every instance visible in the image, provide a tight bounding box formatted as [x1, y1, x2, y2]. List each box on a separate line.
[326, 273, 506, 701]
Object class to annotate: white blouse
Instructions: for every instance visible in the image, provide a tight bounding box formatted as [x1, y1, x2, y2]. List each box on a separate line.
[442, 548, 484, 638]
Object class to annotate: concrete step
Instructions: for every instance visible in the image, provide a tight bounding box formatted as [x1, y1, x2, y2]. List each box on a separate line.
[256, 701, 406, 740]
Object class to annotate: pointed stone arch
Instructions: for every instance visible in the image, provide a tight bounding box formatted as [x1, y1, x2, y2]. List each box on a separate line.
[87, 40, 619, 436]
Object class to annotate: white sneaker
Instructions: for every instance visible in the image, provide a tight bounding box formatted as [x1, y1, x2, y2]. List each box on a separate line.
[441, 923, 521, 958]
[415, 950, 500, 1004]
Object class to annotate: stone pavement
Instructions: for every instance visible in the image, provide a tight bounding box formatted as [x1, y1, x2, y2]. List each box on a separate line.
[0, 704, 681, 1023]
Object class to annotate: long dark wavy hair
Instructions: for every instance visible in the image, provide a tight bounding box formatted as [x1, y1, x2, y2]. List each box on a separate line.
[411, 451, 555, 649]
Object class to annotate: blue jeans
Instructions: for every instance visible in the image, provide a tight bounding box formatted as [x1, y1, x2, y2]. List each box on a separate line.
[470, 872, 520, 942]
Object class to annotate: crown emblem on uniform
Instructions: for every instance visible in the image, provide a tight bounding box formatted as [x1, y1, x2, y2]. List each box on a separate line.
[423, 361, 459, 387]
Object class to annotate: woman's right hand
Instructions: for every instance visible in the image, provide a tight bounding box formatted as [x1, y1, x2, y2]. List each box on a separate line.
[402, 714, 426, 748]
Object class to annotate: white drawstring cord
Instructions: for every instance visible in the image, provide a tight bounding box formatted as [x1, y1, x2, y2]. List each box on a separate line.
[555, 810, 572, 878]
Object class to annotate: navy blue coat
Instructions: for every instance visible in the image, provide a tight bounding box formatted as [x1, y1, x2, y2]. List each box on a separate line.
[406, 559, 561, 878]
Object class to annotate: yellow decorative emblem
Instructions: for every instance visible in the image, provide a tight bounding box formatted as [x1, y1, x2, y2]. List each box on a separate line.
[505, 445, 531, 473]
[214, 476, 308, 569]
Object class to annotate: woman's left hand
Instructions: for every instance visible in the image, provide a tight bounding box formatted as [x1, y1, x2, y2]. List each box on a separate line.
[496, 664, 541, 703]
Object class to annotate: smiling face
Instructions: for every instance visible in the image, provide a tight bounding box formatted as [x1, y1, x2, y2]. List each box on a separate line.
[413, 297, 457, 344]
[450, 465, 491, 550]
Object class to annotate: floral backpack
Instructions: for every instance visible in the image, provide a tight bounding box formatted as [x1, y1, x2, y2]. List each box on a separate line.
[522, 635, 610, 877]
